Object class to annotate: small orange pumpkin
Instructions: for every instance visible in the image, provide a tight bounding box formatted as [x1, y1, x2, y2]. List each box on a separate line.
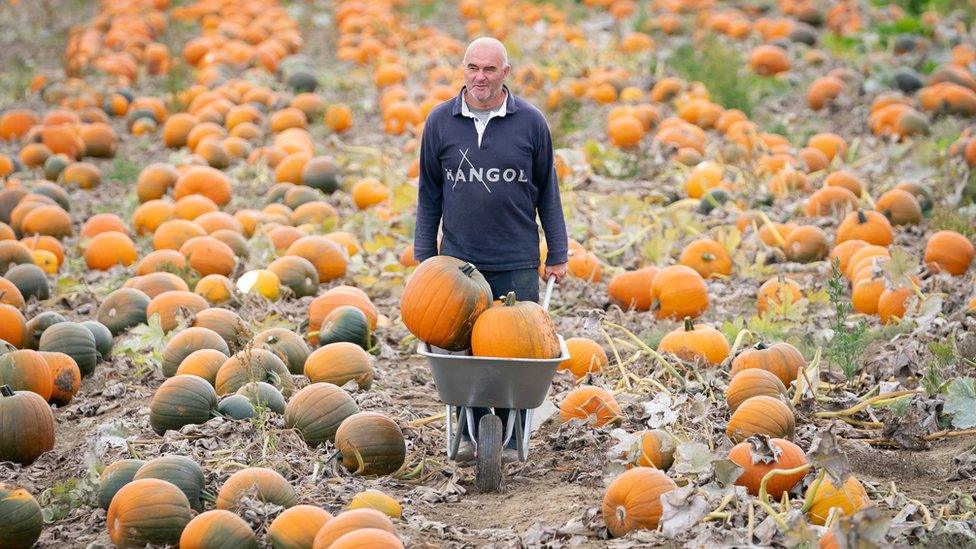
[657, 318, 730, 365]
[602, 467, 677, 537]
[559, 385, 621, 427]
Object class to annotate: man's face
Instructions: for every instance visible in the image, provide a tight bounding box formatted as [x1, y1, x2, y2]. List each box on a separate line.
[463, 44, 510, 105]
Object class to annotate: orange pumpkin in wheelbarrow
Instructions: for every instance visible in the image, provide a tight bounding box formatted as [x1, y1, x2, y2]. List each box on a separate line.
[471, 291, 560, 359]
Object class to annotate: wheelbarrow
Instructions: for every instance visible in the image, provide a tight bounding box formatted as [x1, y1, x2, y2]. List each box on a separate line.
[417, 276, 568, 492]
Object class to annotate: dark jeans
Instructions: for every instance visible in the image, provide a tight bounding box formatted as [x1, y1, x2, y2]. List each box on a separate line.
[461, 267, 538, 449]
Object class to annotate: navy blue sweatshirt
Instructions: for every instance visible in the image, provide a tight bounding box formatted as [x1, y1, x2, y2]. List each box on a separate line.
[413, 86, 569, 271]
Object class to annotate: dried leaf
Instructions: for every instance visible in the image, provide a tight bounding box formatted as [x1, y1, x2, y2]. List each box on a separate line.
[945, 378, 976, 429]
[806, 427, 852, 486]
[659, 484, 708, 537]
[673, 442, 717, 475]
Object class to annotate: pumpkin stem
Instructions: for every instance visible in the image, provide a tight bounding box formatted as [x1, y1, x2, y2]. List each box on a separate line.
[856, 210, 867, 224]
[702, 252, 715, 261]
[503, 291, 517, 306]
[0, 385, 13, 397]
[683, 317, 694, 331]
[459, 262, 476, 277]
[755, 340, 768, 350]
[616, 505, 627, 524]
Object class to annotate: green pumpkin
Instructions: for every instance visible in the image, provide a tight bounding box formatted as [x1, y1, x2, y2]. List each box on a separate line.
[38, 322, 99, 377]
[149, 375, 218, 436]
[217, 395, 254, 420]
[267, 255, 319, 298]
[699, 188, 731, 215]
[252, 328, 310, 375]
[23, 311, 64, 350]
[96, 459, 146, 510]
[316, 305, 371, 350]
[283, 383, 360, 446]
[0, 483, 43, 549]
[4, 264, 49, 302]
[81, 320, 113, 361]
[214, 348, 294, 397]
[133, 455, 206, 512]
[31, 182, 70, 212]
[97, 288, 150, 336]
[236, 381, 286, 414]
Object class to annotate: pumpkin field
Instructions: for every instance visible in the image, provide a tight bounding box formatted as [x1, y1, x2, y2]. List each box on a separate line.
[3, 0, 976, 546]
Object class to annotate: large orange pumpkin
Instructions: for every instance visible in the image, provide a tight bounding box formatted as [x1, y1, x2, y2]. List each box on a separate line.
[399, 256, 493, 351]
[602, 467, 677, 537]
[726, 396, 796, 443]
[729, 437, 807, 498]
[650, 265, 708, 320]
[106, 478, 192, 548]
[657, 318, 730, 365]
[470, 292, 560, 359]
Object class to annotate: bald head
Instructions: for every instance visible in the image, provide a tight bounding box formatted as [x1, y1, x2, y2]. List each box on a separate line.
[464, 37, 509, 68]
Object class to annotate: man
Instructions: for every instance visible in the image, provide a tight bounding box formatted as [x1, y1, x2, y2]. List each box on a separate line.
[413, 37, 569, 462]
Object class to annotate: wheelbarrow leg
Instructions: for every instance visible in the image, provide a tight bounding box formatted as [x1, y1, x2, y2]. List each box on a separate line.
[446, 405, 466, 461]
[517, 409, 533, 462]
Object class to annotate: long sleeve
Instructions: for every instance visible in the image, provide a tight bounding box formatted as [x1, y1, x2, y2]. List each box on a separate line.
[533, 120, 568, 265]
[413, 117, 443, 262]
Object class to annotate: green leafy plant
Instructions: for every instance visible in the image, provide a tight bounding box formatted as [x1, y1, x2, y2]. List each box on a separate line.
[825, 260, 869, 381]
[664, 38, 788, 116]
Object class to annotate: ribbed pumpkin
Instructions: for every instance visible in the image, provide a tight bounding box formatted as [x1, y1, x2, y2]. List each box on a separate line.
[0, 241, 34, 276]
[107, 478, 192, 548]
[876, 188, 922, 225]
[38, 321, 99, 377]
[81, 320, 113, 360]
[399, 256, 493, 351]
[602, 467, 677, 537]
[726, 368, 787, 412]
[0, 304, 26, 348]
[607, 266, 658, 311]
[149, 375, 218, 436]
[129, 271, 190, 298]
[252, 328, 311, 375]
[558, 337, 608, 378]
[334, 412, 407, 475]
[161, 327, 230, 378]
[348, 489, 402, 519]
[22, 312, 64, 351]
[730, 341, 806, 387]
[96, 459, 146, 510]
[180, 236, 237, 277]
[314, 305, 371, 349]
[97, 288, 150, 335]
[805, 475, 872, 526]
[924, 230, 974, 276]
[191, 307, 251, 351]
[286, 235, 347, 283]
[726, 396, 796, 443]
[650, 265, 708, 320]
[729, 437, 808, 498]
[836, 210, 893, 246]
[627, 429, 675, 470]
[0, 385, 54, 465]
[657, 318, 730, 365]
[330, 528, 404, 549]
[215, 467, 297, 511]
[268, 505, 334, 549]
[756, 276, 802, 317]
[559, 385, 622, 427]
[784, 225, 830, 262]
[0, 350, 53, 400]
[147, 291, 210, 332]
[214, 348, 294, 396]
[0, 483, 43, 549]
[311, 509, 397, 549]
[268, 255, 319, 298]
[307, 286, 378, 346]
[4, 264, 49, 302]
[678, 238, 732, 278]
[284, 383, 360, 446]
[38, 351, 81, 406]
[179, 509, 258, 549]
[304, 342, 373, 389]
[84, 231, 138, 270]
[471, 292, 560, 359]
[236, 382, 286, 414]
[133, 455, 207, 512]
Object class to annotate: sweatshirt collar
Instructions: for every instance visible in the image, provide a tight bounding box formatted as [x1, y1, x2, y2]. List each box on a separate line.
[452, 84, 519, 116]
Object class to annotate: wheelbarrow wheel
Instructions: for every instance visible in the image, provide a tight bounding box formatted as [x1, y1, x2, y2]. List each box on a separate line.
[475, 413, 503, 493]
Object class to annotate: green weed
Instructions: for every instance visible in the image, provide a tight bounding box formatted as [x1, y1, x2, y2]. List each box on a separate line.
[665, 38, 788, 116]
[825, 260, 869, 381]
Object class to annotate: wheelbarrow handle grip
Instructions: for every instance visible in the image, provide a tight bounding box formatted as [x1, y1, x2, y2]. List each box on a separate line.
[542, 274, 556, 312]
